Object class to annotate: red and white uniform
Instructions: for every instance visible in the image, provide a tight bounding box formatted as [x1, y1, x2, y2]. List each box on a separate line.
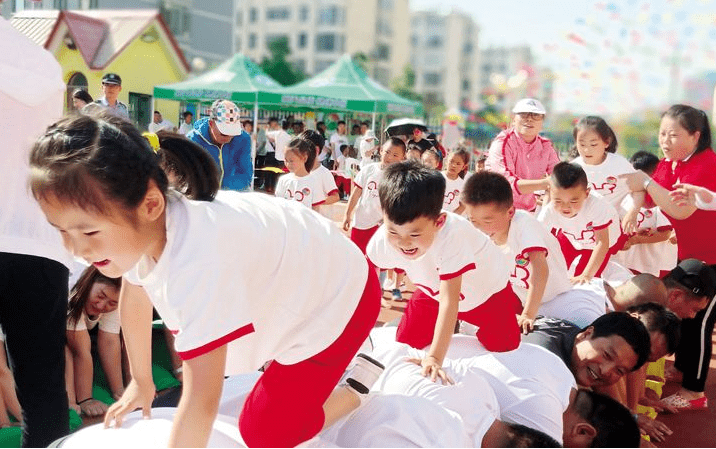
[368, 213, 510, 312]
[500, 210, 572, 305]
[613, 197, 677, 276]
[486, 128, 560, 212]
[310, 164, 339, 198]
[573, 152, 636, 216]
[125, 191, 369, 373]
[352, 162, 384, 230]
[441, 172, 465, 213]
[275, 172, 326, 208]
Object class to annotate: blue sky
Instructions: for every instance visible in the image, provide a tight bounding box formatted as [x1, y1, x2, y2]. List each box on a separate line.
[410, 0, 716, 116]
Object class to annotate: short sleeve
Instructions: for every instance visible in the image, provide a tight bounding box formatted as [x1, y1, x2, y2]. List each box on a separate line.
[321, 169, 338, 196]
[98, 309, 121, 334]
[589, 198, 616, 230]
[366, 227, 400, 271]
[436, 223, 478, 280]
[168, 263, 255, 361]
[274, 175, 288, 199]
[354, 164, 371, 189]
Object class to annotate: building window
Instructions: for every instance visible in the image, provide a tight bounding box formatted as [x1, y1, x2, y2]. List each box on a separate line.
[266, 7, 290, 21]
[376, 17, 392, 37]
[376, 44, 390, 61]
[293, 59, 306, 73]
[266, 34, 289, 48]
[316, 33, 343, 52]
[236, 11, 242, 25]
[298, 33, 308, 49]
[463, 42, 473, 54]
[248, 33, 257, 49]
[379, 0, 394, 10]
[426, 36, 443, 48]
[235, 37, 242, 51]
[411, 35, 418, 47]
[462, 79, 470, 91]
[299, 5, 309, 22]
[315, 59, 336, 72]
[374, 67, 390, 86]
[424, 72, 441, 86]
[161, 5, 190, 38]
[250, 8, 257, 23]
[318, 6, 345, 25]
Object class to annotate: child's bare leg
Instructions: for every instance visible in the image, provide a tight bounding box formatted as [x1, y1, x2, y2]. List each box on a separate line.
[322, 386, 361, 429]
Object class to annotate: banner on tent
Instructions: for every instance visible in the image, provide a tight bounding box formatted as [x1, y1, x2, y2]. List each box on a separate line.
[280, 94, 348, 109]
[167, 89, 232, 100]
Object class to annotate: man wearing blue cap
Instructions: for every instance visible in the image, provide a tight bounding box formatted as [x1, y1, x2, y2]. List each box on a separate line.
[95, 73, 129, 120]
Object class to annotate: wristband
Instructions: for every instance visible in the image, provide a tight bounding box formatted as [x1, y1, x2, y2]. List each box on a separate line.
[76, 397, 93, 405]
[642, 178, 652, 191]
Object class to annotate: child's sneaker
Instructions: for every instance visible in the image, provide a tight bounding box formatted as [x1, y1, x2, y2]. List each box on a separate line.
[345, 353, 385, 398]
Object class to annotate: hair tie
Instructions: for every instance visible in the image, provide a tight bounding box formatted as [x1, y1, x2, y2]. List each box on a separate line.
[142, 132, 160, 152]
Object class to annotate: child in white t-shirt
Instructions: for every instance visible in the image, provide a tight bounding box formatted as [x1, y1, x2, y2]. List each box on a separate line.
[571, 116, 644, 235]
[462, 171, 573, 333]
[65, 265, 124, 417]
[367, 161, 521, 382]
[30, 114, 383, 447]
[442, 148, 470, 214]
[421, 148, 442, 170]
[615, 151, 677, 277]
[343, 137, 407, 253]
[300, 130, 340, 206]
[538, 162, 622, 283]
[334, 144, 360, 199]
[0, 326, 22, 428]
[275, 138, 327, 210]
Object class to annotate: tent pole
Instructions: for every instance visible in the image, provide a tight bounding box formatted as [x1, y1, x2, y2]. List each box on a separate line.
[252, 92, 258, 190]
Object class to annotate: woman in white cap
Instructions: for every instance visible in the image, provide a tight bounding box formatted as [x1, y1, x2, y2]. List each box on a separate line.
[359, 129, 378, 167]
[486, 98, 560, 212]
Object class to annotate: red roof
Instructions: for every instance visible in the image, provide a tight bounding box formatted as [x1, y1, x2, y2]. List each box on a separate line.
[10, 9, 189, 72]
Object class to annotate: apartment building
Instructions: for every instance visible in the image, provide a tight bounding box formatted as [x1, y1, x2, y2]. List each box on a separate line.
[409, 9, 480, 110]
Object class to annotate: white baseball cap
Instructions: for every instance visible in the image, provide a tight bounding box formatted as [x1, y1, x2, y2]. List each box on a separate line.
[210, 100, 243, 136]
[512, 98, 546, 115]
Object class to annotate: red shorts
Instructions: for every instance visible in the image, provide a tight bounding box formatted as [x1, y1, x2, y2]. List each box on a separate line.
[556, 231, 619, 277]
[396, 283, 522, 353]
[238, 263, 381, 447]
[350, 225, 380, 255]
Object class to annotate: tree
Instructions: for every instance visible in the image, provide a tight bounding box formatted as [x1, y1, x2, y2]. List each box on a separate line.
[353, 52, 369, 73]
[260, 37, 306, 86]
[390, 65, 422, 103]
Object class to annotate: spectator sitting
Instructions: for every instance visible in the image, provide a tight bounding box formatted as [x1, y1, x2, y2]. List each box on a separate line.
[148, 111, 175, 133]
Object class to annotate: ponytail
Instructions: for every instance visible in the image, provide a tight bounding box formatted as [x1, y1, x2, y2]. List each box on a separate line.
[663, 104, 712, 154]
[154, 131, 220, 201]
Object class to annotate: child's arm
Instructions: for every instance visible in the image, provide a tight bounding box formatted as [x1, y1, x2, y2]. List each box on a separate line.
[97, 330, 125, 400]
[453, 202, 465, 215]
[104, 281, 155, 428]
[622, 228, 671, 250]
[323, 191, 340, 206]
[0, 344, 21, 424]
[66, 329, 107, 416]
[168, 345, 227, 447]
[621, 191, 645, 235]
[571, 227, 609, 284]
[518, 250, 549, 334]
[409, 276, 461, 384]
[342, 185, 363, 232]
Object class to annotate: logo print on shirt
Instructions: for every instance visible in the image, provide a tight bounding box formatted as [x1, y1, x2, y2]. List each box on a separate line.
[286, 187, 311, 203]
[591, 176, 618, 194]
[562, 221, 596, 244]
[444, 189, 460, 205]
[511, 253, 531, 289]
[366, 180, 379, 198]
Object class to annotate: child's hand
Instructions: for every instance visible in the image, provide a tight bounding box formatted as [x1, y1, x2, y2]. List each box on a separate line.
[408, 355, 453, 385]
[668, 230, 677, 245]
[104, 379, 155, 428]
[342, 216, 351, 232]
[635, 414, 673, 443]
[79, 398, 109, 417]
[517, 312, 536, 334]
[570, 273, 592, 285]
[621, 209, 639, 235]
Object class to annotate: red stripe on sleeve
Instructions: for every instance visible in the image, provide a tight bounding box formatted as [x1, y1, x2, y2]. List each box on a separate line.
[178, 323, 255, 361]
[522, 246, 548, 257]
[592, 220, 613, 231]
[439, 263, 477, 281]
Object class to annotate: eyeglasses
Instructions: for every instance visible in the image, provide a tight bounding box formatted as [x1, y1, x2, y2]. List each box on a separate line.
[516, 112, 544, 121]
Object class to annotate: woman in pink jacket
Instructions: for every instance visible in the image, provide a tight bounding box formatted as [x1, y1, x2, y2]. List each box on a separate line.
[486, 98, 561, 212]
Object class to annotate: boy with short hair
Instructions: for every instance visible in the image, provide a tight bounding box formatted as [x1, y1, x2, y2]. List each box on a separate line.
[342, 137, 406, 253]
[367, 161, 521, 380]
[462, 171, 573, 333]
[538, 162, 622, 284]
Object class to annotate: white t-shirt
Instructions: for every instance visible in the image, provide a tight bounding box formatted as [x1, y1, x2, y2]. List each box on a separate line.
[441, 172, 465, 213]
[274, 172, 326, 208]
[148, 119, 174, 133]
[367, 213, 511, 312]
[352, 162, 384, 229]
[573, 152, 636, 216]
[267, 129, 291, 161]
[337, 155, 360, 179]
[178, 122, 193, 136]
[124, 191, 368, 374]
[538, 279, 610, 328]
[310, 164, 339, 198]
[330, 133, 350, 160]
[67, 309, 121, 334]
[538, 191, 622, 251]
[500, 210, 572, 305]
[374, 337, 576, 445]
[613, 197, 677, 276]
[359, 139, 377, 167]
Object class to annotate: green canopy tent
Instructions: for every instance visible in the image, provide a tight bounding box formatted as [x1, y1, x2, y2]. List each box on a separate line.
[276, 54, 423, 129]
[153, 53, 285, 130]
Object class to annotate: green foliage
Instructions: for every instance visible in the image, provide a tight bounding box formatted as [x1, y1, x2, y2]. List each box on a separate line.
[260, 37, 306, 86]
[353, 52, 369, 73]
[390, 65, 423, 103]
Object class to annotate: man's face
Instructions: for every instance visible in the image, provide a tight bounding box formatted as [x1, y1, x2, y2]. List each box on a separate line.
[572, 327, 639, 387]
[101, 82, 121, 102]
[269, 120, 278, 130]
[667, 288, 709, 319]
[384, 214, 445, 260]
[338, 123, 346, 134]
[184, 114, 193, 124]
[208, 120, 233, 145]
[513, 112, 544, 142]
[153, 112, 162, 123]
